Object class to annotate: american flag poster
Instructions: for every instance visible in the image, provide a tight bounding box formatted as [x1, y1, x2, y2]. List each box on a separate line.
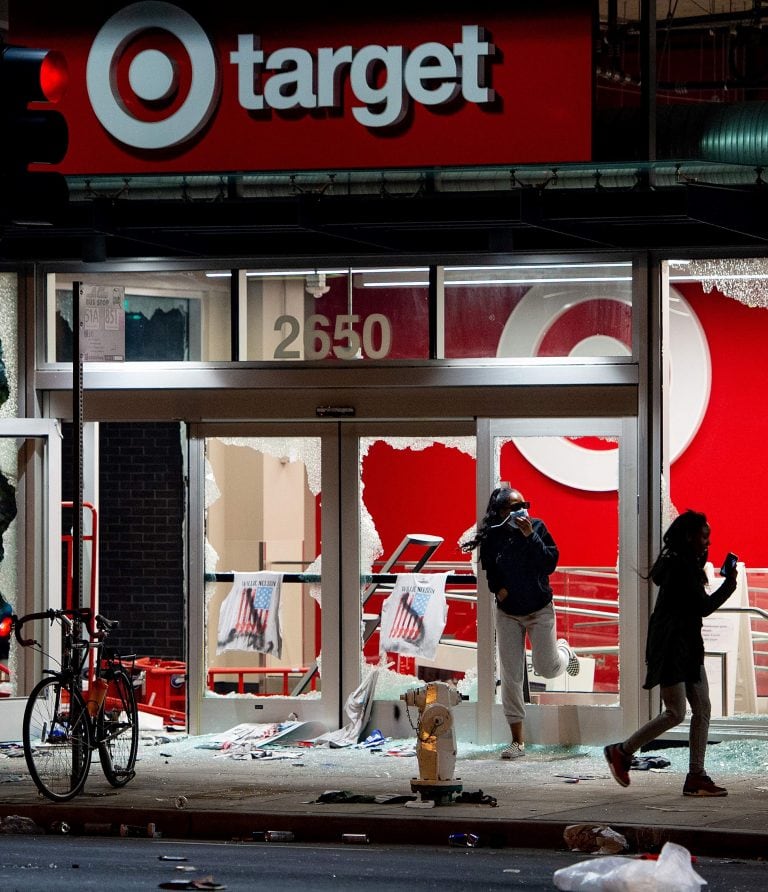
[379, 573, 449, 660]
[217, 572, 283, 657]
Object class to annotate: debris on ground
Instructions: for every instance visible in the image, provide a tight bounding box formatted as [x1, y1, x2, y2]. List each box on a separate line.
[314, 789, 417, 804]
[454, 789, 498, 806]
[563, 822, 629, 855]
[0, 813, 43, 834]
[158, 876, 226, 890]
[631, 755, 672, 771]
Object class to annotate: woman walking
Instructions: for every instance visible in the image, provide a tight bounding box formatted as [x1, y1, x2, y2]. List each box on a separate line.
[604, 509, 737, 796]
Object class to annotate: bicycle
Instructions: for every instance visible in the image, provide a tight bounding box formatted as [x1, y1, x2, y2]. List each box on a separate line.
[12, 607, 139, 802]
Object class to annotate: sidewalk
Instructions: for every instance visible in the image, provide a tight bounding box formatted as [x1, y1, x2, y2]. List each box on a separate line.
[2, 726, 768, 859]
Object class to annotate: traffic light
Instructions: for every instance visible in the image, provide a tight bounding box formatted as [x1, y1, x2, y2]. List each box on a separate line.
[0, 597, 11, 663]
[0, 41, 69, 222]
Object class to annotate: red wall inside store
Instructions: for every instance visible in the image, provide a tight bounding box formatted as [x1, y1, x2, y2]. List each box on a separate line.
[670, 284, 767, 567]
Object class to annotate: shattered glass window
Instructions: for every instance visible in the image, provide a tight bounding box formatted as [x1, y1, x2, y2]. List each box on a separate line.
[49, 272, 231, 362]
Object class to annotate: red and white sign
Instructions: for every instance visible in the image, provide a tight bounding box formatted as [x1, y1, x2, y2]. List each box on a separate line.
[11, 1, 593, 175]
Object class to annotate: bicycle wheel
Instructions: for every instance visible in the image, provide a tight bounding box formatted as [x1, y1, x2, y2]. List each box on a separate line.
[23, 675, 92, 802]
[97, 668, 139, 786]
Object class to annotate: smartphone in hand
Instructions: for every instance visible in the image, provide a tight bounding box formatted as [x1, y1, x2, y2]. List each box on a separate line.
[720, 552, 738, 576]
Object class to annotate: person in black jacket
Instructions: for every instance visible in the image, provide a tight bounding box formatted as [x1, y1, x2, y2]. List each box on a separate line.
[462, 485, 579, 760]
[604, 509, 737, 796]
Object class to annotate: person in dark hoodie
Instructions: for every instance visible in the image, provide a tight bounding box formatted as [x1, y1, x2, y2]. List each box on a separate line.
[462, 484, 579, 760]
[604, 509, 738, 797]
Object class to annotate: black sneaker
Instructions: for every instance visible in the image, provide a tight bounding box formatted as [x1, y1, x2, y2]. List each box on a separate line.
[604, 743, 632, 787]
[683, 773, 727, 797]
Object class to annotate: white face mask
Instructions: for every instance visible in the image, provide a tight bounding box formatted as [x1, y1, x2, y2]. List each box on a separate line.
[491, 508, 528, 528]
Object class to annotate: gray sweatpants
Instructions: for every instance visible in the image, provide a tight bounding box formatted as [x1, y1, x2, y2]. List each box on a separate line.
[495, 602, 570, 724]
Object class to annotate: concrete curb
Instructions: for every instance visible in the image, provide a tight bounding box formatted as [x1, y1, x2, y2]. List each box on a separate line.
[3, 802, 767, 860]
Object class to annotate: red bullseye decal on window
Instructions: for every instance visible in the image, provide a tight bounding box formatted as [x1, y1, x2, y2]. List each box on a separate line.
[86, 2, 220, 150]
[497, 284, 711, 491]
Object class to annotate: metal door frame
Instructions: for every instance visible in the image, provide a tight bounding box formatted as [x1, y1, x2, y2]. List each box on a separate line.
[476, 416, 640, 745]
[0, 419, 62, 737]
[188, 422, 340, 734]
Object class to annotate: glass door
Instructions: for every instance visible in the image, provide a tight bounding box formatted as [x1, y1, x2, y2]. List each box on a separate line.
[189, 420, 478, 737]
[190, 424, 336, 733]
[476, 417, 640, 745]
[346, 424, 478, 735]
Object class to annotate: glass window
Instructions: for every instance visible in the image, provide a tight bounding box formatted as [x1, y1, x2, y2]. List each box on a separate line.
[47, 261, 632, 363]
[203, 436, 322, 700]
[48, 272, 232, 362]
[243, 262, 633, 362]
[667, 257, 768, 719]
[0, 274, 18, 418]
[444, 262, 633, 359]
[0, 276, 19, 696]
[244, 268, 429, 361]
[46, 262, 634, 365]
[357, 435, 477, 701]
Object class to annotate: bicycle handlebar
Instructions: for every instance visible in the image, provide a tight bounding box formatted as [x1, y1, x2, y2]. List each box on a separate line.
[12, 608, 119, 648]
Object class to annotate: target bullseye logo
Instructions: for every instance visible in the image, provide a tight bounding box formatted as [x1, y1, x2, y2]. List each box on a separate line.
[498, 284, 711, 491]
[86, 1, 220, 150]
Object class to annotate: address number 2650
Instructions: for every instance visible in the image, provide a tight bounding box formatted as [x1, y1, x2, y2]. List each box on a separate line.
[274, 314, 392, 360]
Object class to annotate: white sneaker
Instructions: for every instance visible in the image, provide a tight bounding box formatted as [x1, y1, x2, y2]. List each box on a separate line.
[500, 742, 525, 760]
[557, 639, 581, 677]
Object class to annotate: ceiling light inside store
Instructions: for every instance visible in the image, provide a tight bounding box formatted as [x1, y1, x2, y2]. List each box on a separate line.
[305, 272, 330, 298]
[669, 258, 768, 308]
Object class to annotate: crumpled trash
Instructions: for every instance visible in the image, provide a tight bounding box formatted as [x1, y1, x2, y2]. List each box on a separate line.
[314, 789, 416, 804]
[564, 823, 629, 855]
[354, 729, 388, 749]
[315, 789, 376, 803]
[0, 814, 43, 834]
[454, 789, 498, 807]
[158, 876, 226, 890]
[553, 841, 706, 891]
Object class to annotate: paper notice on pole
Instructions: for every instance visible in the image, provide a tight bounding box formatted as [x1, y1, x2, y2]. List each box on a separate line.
[79, 284, 125, 361]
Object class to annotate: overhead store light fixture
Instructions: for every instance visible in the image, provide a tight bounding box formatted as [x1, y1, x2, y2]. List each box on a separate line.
[206, 263, 633, 287]
[359, 262, 632, 287]
[206, 268, 348, 278]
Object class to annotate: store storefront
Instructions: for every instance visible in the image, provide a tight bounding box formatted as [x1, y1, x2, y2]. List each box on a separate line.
[2, 2, 768, 745]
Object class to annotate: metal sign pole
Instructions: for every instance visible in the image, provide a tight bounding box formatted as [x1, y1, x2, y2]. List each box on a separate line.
[72, 281, 83, 614]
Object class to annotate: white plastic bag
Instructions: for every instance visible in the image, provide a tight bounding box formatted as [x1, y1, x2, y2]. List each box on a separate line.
[553, 841, 707, 891]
